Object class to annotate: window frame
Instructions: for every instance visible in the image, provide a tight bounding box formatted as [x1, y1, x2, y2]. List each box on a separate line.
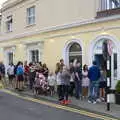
[6, 15, 13, 32]
[107, 0, 120, 10]
[30, 49, 39, 63]
[26, 6, 35, 25]
[8, 52, 14, 64]
[101, 0, 120, 10]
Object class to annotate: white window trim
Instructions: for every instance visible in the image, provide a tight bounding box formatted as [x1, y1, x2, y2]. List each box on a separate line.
[63, 39, 83, 67]
[4, 47, 15, 75]
[27, 45, 41, 63]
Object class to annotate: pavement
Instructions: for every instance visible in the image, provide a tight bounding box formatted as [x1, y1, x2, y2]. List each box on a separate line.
[0, 90, 105, 120]
[3, 87, 120, 119]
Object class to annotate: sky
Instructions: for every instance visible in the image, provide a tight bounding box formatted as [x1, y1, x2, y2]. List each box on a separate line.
[0, 0, 8, 8]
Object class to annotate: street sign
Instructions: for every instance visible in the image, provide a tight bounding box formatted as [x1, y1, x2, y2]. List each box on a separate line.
[107, 40, 113, 56]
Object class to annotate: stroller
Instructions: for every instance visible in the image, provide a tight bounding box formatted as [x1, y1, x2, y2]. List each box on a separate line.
[33, 72, 49, 95]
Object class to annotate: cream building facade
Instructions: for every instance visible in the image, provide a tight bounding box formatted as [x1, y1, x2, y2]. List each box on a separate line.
[0, 0, 120, 89]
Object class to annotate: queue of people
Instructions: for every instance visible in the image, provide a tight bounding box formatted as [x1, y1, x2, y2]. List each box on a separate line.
[0, 59, 107, 105]
[55, 59, 106, 104]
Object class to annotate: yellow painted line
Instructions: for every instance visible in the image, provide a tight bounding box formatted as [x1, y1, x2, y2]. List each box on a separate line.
[1, 89, 118, 120]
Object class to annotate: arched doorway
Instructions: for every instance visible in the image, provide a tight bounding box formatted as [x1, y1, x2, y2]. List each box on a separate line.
[64, 40, 82, 66]
[92, 38, 118, 89]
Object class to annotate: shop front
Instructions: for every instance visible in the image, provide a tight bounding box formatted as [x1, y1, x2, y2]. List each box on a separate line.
[90, 35, 119, 89]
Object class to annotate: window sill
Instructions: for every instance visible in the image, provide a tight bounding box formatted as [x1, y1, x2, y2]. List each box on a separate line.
[25, 23, 36, 28]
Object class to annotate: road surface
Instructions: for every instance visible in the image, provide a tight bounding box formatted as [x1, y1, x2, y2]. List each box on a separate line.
[0, 90, 110, 120]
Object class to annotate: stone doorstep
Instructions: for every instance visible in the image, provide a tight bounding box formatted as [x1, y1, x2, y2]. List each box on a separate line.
[12, 89, 120, 119]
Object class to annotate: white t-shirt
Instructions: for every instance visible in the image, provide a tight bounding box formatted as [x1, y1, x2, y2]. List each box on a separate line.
[7, 65, 14, 75]
[48, 75, 56, 86]
[56, 72, 62, 85]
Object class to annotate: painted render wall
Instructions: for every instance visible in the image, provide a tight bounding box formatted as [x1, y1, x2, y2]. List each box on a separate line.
[0, 18, 120, 71]
[0, 0, 96, 39]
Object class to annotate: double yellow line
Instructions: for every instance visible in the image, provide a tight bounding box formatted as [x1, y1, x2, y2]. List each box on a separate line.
[1, 89, 118, 120]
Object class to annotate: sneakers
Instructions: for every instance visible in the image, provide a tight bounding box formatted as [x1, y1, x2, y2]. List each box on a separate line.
[96, 98, 101, 102]
[88, 100, 92, 103]
[64, 100, 69, 105]
[60, 100, 71, 105]
[93, 101, 97, 104]
[96, 98, 105, 102]
[60, 100, 65, 104]
[88, 100, 97, 104]
[101, 97, 105, 102]
[67, 100, 71, 103]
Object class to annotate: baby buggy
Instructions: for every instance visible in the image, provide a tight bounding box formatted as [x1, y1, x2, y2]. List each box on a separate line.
[33, 72, 49, 96]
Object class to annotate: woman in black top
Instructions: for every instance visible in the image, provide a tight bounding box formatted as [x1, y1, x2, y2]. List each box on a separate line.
[42, 63, 49, 79]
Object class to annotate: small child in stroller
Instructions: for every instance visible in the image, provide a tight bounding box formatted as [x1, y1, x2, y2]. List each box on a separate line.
[33, 71, 49, 95]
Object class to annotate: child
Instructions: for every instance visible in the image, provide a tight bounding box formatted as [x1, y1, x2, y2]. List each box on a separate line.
[48, 72, 56, 96]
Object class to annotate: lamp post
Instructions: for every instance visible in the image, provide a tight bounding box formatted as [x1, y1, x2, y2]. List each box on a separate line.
[102, 40, 112, 111]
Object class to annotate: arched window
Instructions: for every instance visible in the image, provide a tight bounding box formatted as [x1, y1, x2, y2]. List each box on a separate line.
[69, 43, 82, 64]
[69, 43, 82, 52]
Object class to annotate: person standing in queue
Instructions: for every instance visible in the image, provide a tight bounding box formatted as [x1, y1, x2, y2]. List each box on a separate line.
[88, 61, 100, 104]
[69, 62, 75, 96]
[42, 63, 49, 79]
[61, 66, 71, 104]
[56, 67, 63, 102]
[82, 64, 89, 99]
[55, 62, 61, 75]
[47, 71, 56, 96]
[16, 62, 24, 91]
[14, 61, 21, 89]
[29, 62, 36, 90]
[74, 61, 82, 99]
[7, 63, 15, 88]
[60, 59, 65, 68]
[24, 61, 29, 86]
[0, 61, 6, 87]
[99, 66, 106, 102]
